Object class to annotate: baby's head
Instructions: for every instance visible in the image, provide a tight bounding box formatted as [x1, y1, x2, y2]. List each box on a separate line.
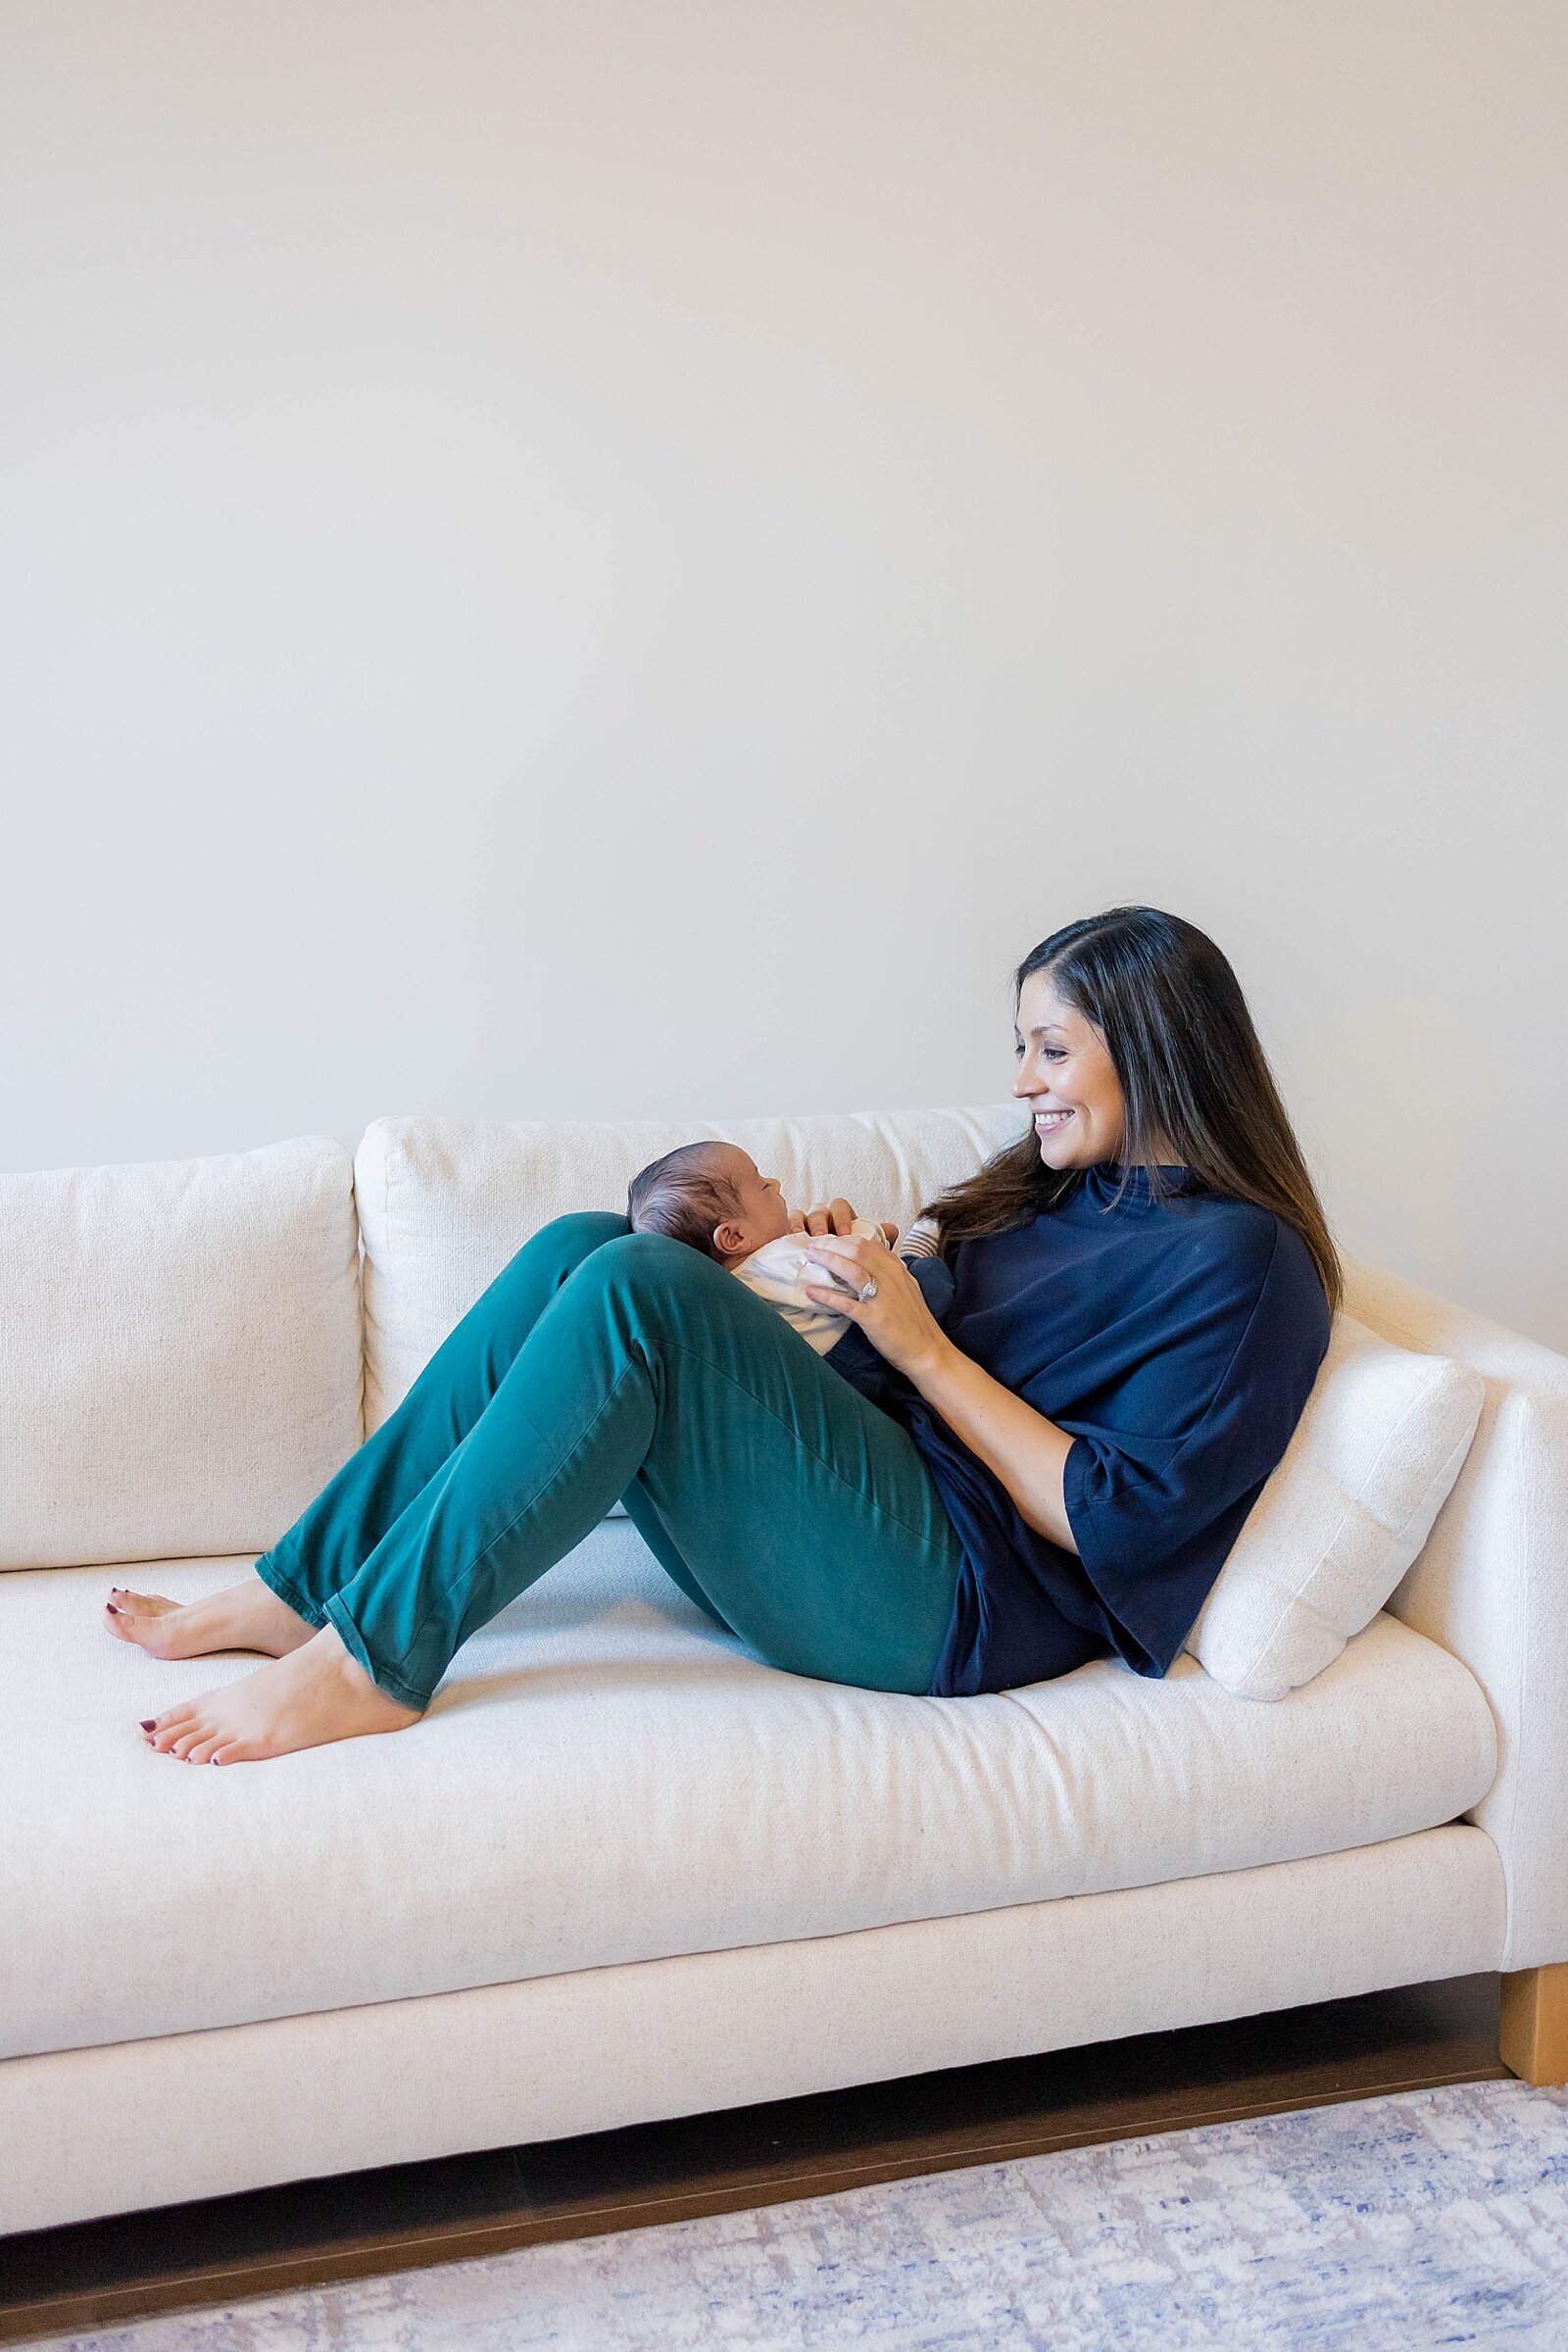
[626, 1143, 794, 1267]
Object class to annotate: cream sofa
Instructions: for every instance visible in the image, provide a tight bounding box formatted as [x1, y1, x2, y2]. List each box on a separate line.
[3, 1104, 1566, 2237]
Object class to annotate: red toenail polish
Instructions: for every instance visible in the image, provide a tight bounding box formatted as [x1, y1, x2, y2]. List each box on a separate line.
[139, 1719, 155, 1731]
[108, 1603, 121, 1614]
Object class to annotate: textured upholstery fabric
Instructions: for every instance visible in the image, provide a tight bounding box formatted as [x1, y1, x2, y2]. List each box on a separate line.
[1345, 1257, 1568, 1973]
[0, 1137, 362, 1571]
[353, 1103, 1024, 1438]
[3, 1106, 1552, 2239]
[1186, 1313, 1485, 1701]
[3, 1527, 1494, 2062]
[0, 1826, 1502, 2232]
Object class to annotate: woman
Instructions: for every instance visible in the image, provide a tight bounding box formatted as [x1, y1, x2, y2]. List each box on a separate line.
[113, 906, 1339, 1763]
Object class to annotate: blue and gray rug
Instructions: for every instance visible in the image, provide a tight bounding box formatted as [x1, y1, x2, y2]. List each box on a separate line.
[38, 2080, 1568, 2350]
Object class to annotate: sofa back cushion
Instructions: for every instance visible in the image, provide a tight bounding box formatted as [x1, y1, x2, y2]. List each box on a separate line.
[355, 1105, 1023, 1433]
[1185, 1311, 1485, 1700]
[0, 1137, 363, 1571]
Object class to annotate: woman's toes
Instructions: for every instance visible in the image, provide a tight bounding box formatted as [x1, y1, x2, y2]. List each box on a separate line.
[137, 1637, 418, 1766]
[105, 1590, 188, 1654]
[190, 1731, 242, 1768]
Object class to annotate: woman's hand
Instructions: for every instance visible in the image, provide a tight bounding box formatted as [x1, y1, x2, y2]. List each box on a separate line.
[800, 1233, 949, 1381]
[802, 1216, 1079, 1548]
[789, 1198, 900, 1248]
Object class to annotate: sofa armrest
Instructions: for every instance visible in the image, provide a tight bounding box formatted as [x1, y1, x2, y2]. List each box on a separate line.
[1344, 1256, 1568, 1971]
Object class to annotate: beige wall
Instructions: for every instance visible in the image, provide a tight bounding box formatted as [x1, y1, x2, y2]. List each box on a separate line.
[2, 3, 1564, 1345]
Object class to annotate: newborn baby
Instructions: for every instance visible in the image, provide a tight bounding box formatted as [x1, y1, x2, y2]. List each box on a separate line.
[625, 1141, 954, 1356]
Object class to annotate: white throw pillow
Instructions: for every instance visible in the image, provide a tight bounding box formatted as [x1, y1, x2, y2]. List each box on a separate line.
[0, 1136, 363, 1571]
[1185, 1313, 1485, 1701]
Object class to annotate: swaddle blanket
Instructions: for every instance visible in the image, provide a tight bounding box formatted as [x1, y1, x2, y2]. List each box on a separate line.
[731, 1216, 950, 1354]
[729, 1215, 892, 1354]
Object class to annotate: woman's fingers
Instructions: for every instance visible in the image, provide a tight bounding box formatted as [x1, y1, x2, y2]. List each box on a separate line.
[801, 1236, 940, 1377]
[802, 1233, 866, 1279]
[803, 1197, 858, 1237]
[799, 1203, 897, 1244]
[804, 1232, 888, 1270]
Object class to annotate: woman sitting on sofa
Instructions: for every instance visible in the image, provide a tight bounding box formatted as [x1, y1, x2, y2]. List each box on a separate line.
[113, 905, 1341, 1765]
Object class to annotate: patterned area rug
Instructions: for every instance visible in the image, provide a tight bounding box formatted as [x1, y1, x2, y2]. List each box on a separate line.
[39, 2081, 1568, 2351]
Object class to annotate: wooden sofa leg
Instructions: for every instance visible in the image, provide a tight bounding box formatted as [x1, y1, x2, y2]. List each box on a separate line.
[1499, 1964, 1568, 2085]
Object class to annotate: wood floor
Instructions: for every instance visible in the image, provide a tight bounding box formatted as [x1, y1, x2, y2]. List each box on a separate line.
[0, 1972, 1508, 2346]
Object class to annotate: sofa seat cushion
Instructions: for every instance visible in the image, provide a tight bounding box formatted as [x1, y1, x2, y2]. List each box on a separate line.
[0, 1524, 1496, 2062]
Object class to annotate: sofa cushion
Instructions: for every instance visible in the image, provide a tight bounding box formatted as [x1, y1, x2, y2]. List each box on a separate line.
[0, 1138, 363, 1572]
[0, 1523, 1494, 2060]
[353, 1104, 1023, 1434]
[1186, 1313, 1485, 1700]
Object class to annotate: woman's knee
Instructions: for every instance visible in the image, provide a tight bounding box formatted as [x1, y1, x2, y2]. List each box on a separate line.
[567, 1229, 726, 1306]
[489, 1211, 630, 1316]
[514, 1209, 628, 1274]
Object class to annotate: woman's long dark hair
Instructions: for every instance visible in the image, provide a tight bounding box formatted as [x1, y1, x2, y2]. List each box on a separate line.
[918, 907, 1343, 1311]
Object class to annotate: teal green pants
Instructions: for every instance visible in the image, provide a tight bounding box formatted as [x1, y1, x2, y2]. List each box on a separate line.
[254, 1214, 966, 1710]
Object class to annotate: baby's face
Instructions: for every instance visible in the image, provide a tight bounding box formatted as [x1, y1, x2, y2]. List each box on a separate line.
[711, 1148, 793, 1258]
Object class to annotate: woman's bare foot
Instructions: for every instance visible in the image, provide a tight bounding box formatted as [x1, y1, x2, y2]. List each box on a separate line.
[140, 1626, 421, 1764]
[104, 1574, 314, 1662]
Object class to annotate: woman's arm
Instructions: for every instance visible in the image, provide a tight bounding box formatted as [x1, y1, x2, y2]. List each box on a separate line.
[801, 1235, 1079, 1555]
[902, 1334, 1078, 1553]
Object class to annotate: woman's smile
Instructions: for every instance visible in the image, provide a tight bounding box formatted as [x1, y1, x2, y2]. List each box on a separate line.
[1011, 970, 1125, 1166]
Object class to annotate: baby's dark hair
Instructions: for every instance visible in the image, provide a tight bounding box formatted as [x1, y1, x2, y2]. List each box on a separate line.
[626, 1143, 744, 1262]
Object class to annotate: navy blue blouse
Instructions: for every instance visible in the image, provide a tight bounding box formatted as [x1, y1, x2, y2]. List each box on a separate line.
[825, 1162, 1332, 1697]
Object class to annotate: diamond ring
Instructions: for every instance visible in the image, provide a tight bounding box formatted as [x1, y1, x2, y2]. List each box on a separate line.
[856, 1277, 879, 1304]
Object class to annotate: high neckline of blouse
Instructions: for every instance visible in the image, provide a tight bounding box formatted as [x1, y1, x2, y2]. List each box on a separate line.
[1079, 1160, 1205, 1206]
